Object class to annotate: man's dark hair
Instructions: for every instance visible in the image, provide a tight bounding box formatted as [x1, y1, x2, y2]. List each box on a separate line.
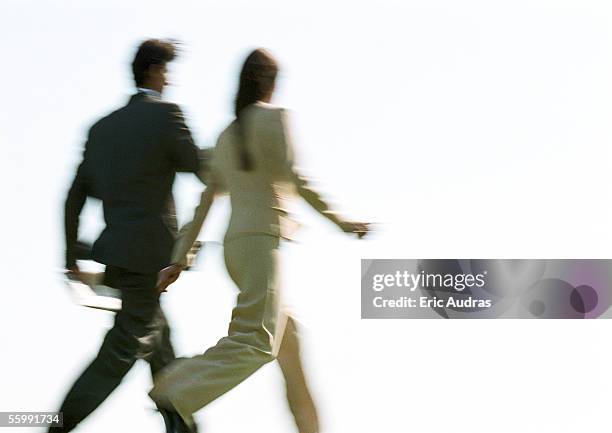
[131, 39, 178, 87]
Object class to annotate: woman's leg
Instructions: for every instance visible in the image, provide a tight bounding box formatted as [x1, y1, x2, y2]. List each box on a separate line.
[277, 316, 320, 433]
[149, 235, 283, 422]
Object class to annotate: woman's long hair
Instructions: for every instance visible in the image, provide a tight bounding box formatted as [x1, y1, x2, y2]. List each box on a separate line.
[234, 48, 279, 170]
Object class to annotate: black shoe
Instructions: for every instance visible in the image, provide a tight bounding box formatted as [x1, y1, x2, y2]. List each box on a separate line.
[158, 407, 198, 433]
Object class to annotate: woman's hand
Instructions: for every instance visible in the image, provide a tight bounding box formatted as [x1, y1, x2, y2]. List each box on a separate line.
[339, 221, 370, 239]
[157, 264, 185, 293]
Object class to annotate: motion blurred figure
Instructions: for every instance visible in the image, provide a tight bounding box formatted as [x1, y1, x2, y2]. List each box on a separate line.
[52, 39, 201, 433]
[150, 48, 368, 431]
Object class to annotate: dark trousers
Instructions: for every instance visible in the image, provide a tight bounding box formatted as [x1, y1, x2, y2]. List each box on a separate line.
[50, 266, 176, 432]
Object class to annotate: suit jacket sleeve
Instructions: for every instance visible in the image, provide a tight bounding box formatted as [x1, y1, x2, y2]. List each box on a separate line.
[165, 104, 200, 174]
[272, 109, 345, 228]
[64, 142, 90, 269]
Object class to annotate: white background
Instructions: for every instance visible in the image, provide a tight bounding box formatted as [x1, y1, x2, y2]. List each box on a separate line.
[1, 1, 612, 432]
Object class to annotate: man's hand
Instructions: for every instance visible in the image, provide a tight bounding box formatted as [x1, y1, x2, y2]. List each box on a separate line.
[339, 221, 370, 239]
[157, 264, 184, 293]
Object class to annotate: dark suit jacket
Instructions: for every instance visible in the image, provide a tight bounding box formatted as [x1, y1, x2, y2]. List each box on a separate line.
[64, 92, 201, 273]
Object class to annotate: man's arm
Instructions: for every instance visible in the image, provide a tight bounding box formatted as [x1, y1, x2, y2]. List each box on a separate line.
[64, 159, 89, 270]
[164, 103, 200, 173]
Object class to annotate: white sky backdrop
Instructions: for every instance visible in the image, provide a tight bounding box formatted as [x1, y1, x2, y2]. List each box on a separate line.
[2, 1, 612, 432]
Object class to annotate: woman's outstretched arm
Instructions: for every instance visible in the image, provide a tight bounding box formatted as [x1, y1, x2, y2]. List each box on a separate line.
[273, 109, 367, 235]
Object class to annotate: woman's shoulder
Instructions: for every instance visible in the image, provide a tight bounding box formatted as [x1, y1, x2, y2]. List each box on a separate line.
[215, 103, 290, 147]
[252, 101, 283, 111]
[248, 102, 287, 120]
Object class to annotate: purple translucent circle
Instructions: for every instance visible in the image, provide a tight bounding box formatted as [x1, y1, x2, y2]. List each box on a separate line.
[570, 285, 598, 314]
[529, 300, 546, 317]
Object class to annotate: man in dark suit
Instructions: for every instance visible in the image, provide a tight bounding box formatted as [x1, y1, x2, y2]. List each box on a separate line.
[51, 39, 199, 433]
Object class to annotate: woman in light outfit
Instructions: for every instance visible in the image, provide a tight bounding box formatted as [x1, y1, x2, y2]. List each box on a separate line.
[150, 49, 368, 431]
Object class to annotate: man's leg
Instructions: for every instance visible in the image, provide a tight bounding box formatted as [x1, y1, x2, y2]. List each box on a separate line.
[146, 308, 177, 375]
[50, 267, 159, 432]
[142, 297, 198, 433]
